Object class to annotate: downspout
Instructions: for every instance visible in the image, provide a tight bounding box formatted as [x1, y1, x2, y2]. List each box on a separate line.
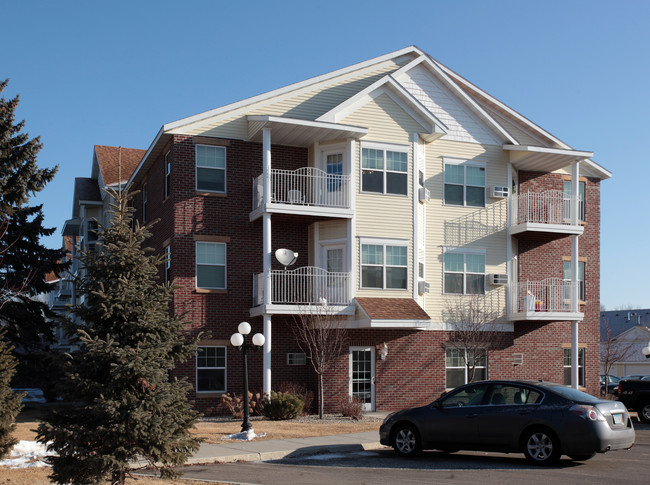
[412, 133, 420, 301]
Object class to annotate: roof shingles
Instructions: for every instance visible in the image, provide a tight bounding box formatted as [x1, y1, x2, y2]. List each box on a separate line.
[94, 145, 146, 186]
[356, 297, 430, 320]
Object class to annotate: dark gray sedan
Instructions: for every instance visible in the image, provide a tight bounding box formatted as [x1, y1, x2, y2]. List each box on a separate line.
[379, 380, 635, 465]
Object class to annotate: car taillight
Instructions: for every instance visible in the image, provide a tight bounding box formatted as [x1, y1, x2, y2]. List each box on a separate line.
[618, 382, 622, 395]
[569, 404, 606, 421]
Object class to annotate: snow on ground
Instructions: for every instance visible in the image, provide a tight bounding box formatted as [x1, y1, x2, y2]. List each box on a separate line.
[0, 440, 55, 469]
[221, 429, 267, 441]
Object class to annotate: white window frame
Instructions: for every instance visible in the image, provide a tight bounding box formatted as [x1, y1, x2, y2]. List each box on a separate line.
[360, 237, 408, 290]
[164, 151, 171, 199]
[196, 346, 227, 393]
[563, 260, 586, 302]
[443, 247, 486, 295]
[563, 180, 585, 222]
[142, 182, 148, 221]
[445, 347, 487, 389]
[443, 158, 486, 207]
[195, 144, 227, 193]
[164, 245, 171, 285]
[563, 347, 585, 387]
[360, 142, 409, 196]
[196, 241, 227, 289]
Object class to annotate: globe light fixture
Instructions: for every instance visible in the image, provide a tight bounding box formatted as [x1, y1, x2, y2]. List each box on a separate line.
[230, 321, 265, 432]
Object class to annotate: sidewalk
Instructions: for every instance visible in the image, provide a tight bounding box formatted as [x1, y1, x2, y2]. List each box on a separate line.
[188, 412, 389, 464]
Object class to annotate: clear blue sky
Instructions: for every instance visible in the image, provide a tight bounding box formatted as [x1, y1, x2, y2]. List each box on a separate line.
[1, 0, 647, 309]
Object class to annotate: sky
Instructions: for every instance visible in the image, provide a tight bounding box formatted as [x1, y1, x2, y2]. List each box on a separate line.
[1, 0, 648, 309]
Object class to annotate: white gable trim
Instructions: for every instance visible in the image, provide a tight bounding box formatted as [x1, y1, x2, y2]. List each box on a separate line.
[317, 75, 447, 140]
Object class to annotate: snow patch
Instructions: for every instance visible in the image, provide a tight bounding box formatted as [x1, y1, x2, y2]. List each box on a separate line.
[0, 440, 56, 469]
[222, 429, 267, 441]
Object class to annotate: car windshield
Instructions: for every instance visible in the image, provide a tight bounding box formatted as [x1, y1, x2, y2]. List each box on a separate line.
[545, 385, 599, 402]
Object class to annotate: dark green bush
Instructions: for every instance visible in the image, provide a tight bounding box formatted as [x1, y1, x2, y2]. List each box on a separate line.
[262, 391, 304, 420]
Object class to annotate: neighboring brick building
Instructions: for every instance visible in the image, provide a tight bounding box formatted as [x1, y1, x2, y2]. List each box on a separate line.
[55, 46, 611, 413]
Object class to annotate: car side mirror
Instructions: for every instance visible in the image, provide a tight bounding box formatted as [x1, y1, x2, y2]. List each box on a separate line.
[431, 400, 441, 409]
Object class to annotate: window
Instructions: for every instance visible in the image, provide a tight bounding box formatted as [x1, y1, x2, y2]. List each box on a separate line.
[445, 348, 487, 388]
[196, 242, 226, 289]
[563, 180, 585, 221]
[164, 151, 171, 199]
[361, 145, 408, 195]
[563, 261, 585, 301]
[142, 183, 148, 221]
[563, 348, 585, 387]
[164, 245, 171, 285]
[487, 384, 543, 406]
[326, 153, 343, 192]
[196, 346, 226, 392]
[86, 220, 99, 252]
[444, 160, 485, 207]
[196, 145, 226, 193]
[361, 242, 407, 289]
[444, 250, 485, 294]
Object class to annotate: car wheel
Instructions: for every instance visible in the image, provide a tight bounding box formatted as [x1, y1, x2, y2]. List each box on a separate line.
[392, 423, 422, 457]
[568, 453, 595, 461]
[639, 401, 650, 424]
[522, 427, 561, 465]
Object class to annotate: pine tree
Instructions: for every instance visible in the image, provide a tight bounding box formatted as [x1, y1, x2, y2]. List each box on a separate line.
[0, 329, 22, 459]
[37, 188, 200, 484]
[0, 78, 67, 353]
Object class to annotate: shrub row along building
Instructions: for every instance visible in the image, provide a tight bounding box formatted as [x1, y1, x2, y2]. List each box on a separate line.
[50, 46, 610, 412]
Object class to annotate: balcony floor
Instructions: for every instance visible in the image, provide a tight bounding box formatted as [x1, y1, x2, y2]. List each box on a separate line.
[249, 303, 355, 317]
[508, 310, 584, 322]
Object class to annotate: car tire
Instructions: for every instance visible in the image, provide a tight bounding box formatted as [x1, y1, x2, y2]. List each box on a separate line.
[568, 453, 595, 461]
[522, 427, 561, 465]
[392, 423, 422, 457]
[639, 401, 650, 424]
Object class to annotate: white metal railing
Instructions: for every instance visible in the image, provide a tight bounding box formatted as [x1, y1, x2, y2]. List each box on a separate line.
[510, 191, 580, 226]
[253, 266, 350, 306]
[509, 278, 579, 314]
[252, 167, 350, 210]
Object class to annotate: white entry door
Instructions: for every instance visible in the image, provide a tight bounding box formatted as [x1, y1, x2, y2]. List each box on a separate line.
[349, 346, 375, 411]
[323, 245, 345, 304]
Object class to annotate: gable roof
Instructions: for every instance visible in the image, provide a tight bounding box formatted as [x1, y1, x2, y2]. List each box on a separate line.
[601, 309, 650, 340]
[94, 145, 146, 187]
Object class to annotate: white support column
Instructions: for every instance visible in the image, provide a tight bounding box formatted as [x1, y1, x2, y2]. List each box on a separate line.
[571, 160, 580, 388]
[506, 163, 513, 316]
[347, 138, 356, 300]
[262, 127, 273, 395]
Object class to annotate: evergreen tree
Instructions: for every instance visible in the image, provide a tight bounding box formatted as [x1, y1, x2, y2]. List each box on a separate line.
[0, 329, 22, 460]
[38, 188, 200, 484]
[0, 78, 67, 352]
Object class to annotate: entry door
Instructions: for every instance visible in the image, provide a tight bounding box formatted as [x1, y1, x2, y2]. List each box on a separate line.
[323, 151, 344, 205]
[350, 346, 375, 411]
[323, 245, 345, 304]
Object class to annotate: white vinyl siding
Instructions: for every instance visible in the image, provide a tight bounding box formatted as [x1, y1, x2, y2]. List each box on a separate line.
[196, 145, 226, 193]
[196, 242, 226, 289]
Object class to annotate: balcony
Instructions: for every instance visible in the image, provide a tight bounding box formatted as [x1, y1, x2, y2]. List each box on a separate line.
[250, 168, 352, 221]
[508, 278, 583, 321]
[509, 191, 583, 237]
[250, 266, 353, 316]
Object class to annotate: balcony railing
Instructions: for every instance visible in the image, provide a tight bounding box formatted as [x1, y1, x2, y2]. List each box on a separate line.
[510, 191, 581, 227]
[509, 278, 579, 315]
[253, 168, 350, 211]
[253, 266, 351, 306]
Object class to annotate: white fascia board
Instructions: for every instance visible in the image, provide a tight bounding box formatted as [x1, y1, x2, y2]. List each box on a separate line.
[581, 159, 613, 180]
[436, 61, 572, 150]
[126, 126, 165, 188]
[164, 46, 424, 133]
[317, 75, 447, 136]
[503, 144, 593, 159]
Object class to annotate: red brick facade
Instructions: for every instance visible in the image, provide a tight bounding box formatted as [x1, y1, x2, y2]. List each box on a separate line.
[129, 138, 602, 414]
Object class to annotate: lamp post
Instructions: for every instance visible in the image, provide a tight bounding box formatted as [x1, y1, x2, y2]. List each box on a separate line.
[230, 321, 265, 433]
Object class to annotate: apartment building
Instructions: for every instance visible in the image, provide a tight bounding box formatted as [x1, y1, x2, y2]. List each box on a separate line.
[57, 46, 610, 412]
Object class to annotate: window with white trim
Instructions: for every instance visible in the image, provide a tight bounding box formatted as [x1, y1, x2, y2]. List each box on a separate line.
[361, 144, 408, 196]
[164, 151, 171, 199]
[196, 145, 226, 193]
[444, 249, 485, 294]
[444, 159, 485, 207]
[196, 242, 226, 289]
[445, 348, 487, 388]
[142, 183, 148, 221]
[563, 180, 585, 221]
[563, 261, 585, 302]
[361, 241, 408, 289]
[196, 346, 226, 392]
[563, 347, 585, 387]
[164, 245, 171, 285]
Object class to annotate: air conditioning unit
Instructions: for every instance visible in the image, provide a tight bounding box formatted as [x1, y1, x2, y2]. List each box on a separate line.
[491, 186, 509, 199]
[418, 187, 430, 202]
[418, 280, 430, 294]
[490, 274, 508, 286]
[513, 353, 523, 365]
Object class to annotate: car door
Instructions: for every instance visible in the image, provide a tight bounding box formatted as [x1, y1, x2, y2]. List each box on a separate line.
[478, 383, 542, 449]
[422, 383, 490, 449]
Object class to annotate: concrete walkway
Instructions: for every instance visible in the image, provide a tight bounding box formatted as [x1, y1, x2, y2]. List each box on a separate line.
[188, 412, 389, 464]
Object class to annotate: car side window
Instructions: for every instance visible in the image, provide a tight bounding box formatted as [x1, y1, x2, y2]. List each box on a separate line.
[488, 385, 543, 405]
[440, 384, 489, 408]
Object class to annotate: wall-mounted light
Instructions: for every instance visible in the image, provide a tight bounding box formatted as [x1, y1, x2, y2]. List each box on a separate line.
[379, 342, 388, 361]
